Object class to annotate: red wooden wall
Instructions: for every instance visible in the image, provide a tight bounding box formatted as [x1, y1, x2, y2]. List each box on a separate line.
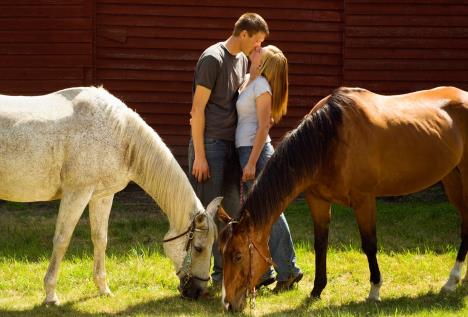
[343, 0, 468, 94]
[0, 1, 94, 95]
[1, 0, 467, 167]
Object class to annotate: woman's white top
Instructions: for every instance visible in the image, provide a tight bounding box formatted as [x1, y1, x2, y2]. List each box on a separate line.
[235, 75, 272, 147]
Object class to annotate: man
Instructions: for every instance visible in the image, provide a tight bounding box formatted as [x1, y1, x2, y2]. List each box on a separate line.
[188, 13, 269, 284]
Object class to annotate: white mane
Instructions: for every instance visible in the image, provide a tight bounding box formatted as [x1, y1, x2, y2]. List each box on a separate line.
[74, 87, 203, 231]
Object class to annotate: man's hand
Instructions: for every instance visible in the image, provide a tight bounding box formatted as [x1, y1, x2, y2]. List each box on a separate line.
[192, 155, 210, 182]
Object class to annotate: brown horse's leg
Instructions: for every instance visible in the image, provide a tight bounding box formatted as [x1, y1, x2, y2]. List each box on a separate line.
[304, 192, 331, 298]
[441, 167, 468, 291]
[353, 196, 382, 301]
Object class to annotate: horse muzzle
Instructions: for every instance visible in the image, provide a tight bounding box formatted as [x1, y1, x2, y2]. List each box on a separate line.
[178, 275, 207, 300]
[222, 291, 246, 312]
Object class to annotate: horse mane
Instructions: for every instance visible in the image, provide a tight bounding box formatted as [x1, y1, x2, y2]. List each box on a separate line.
[241, 88, 355, 228]
[75, 87, 203, 230]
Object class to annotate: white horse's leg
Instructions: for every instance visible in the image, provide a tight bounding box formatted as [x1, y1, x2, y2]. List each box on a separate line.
[442, 260, 464, 292]
[44, 188, 93, 305]
[88, 195, 114, 296]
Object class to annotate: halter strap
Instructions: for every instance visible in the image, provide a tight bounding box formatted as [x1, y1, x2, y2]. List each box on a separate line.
[249, 237, 276, 268]
[161, 213, 208, 244]
[161, 212, 211, 284]
[245, 234, 276, 310]
[162, 227, 191, 243]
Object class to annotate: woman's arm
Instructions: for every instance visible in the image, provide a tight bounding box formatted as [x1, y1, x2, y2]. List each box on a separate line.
[242, 92, 272, 182]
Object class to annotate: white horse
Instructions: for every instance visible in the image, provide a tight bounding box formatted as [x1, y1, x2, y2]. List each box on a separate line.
[0, 87, 220, 304]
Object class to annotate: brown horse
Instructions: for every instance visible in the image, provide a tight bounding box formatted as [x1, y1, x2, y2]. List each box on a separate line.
[218, 86, 468, 312]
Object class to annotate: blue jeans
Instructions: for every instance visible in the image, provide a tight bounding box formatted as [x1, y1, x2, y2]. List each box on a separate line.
[188, 137, 241, 282]
[237, 143, 301, 282]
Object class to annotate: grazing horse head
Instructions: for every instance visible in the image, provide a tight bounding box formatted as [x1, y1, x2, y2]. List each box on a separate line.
[163, 197, 221, 299]
[0, 86, 221, 304]
[218, 207, 272, 312]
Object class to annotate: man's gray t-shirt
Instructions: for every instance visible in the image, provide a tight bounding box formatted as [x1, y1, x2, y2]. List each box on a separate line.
[193, 42, 248, 141]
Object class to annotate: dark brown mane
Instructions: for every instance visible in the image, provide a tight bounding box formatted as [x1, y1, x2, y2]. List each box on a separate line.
[240, 88, 355, 227]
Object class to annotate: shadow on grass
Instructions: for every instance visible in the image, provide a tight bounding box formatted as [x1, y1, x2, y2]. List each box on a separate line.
[0, 294, 228, 317]
[264, 288, 467, 316]
[0, 288, 466, 317]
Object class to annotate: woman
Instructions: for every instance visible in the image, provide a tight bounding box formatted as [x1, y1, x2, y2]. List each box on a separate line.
[236, 45, 302, 292]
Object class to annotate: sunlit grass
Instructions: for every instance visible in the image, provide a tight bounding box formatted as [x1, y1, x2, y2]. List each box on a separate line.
[0, 188, 467, 316]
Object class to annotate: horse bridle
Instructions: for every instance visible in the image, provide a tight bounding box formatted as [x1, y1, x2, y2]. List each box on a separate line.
[162, 212, 211, 285]
[226, 219, 275, 309]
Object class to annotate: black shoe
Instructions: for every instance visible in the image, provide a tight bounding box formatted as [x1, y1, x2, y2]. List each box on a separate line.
[255, 276, 276, 289]
[273, 271, 303, 293]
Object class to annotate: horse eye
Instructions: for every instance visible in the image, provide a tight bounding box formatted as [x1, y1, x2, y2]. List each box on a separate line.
[194, 245, 203, 253]
[233, 252, 242, 263]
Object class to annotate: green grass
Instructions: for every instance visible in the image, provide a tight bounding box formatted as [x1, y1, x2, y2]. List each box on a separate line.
[0, 188, 467, 316]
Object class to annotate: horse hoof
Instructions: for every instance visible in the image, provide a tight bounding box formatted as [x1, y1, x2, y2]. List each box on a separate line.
[366, 296, 381, 302]
[441, 284, 457, 293]
[44, 299, 60, 306]
[100, 288, 114, 297]
[309, 293, 321, 301]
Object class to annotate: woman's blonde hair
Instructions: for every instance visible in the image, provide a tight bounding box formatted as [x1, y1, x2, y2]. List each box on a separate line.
[258, 45, 288, 123]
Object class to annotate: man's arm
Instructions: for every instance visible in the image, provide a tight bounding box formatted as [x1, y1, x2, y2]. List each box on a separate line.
[190, 84, 212, 182]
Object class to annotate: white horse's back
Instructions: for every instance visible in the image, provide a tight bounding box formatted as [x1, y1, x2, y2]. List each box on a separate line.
[0, 87, 129, 202]
[0, 87, 86, 121]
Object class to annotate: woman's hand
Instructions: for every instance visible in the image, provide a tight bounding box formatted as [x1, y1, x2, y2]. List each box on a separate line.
[242, 162, 256, 182]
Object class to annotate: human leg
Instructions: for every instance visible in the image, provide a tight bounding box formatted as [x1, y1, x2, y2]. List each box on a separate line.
[237, 145, 275, 285]
[212, 141, 242, 282]
[269, 213, 302, 280]
[238, 143, 302, 288]
[188, 137, 232, 283]
[256, 144, 302, 287]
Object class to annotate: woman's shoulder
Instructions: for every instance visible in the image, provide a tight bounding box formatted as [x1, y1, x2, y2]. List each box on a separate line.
[254, 75, 270, 87]
[253, 75, 271, 93]
[254, 75, 268, 83]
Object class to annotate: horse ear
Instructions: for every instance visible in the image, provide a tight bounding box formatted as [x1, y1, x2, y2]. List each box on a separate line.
[217, 205, 232, 224]
[206, 196, 223, 220]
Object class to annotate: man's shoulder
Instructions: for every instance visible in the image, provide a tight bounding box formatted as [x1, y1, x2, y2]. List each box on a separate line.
[201, 42, 247, 63]
[200, 42, 225, 61]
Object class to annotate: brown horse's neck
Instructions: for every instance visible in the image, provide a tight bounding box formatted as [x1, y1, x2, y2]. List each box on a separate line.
[248, 182, 309, 241]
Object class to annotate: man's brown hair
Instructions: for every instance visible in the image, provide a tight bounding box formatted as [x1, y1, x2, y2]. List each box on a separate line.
[233, 13, 269, 37]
